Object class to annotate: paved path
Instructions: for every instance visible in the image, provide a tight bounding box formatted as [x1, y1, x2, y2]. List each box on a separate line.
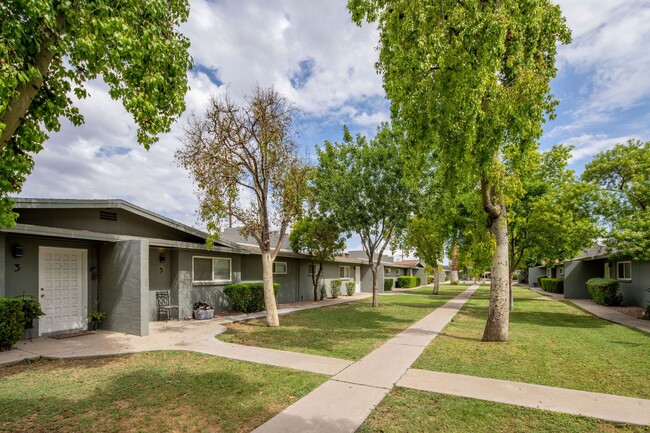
[399, 369, 650, 426]
[251, 285, 480, 433]
[530, 287, 650, 333]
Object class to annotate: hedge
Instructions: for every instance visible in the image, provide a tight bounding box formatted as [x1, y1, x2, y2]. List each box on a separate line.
[223, 283, 280, 313]
[0, 298, 25, 351]
[539, 277, 564, 294]
[345, 281, 356, 296]
[384, 279, 394, 291]
[586, 278, 623, 306]
[396, 276, 418, 288]
[537, 275, 545, 288]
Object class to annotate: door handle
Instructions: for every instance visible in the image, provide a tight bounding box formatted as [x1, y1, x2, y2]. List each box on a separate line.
[41, 294, 45, 298]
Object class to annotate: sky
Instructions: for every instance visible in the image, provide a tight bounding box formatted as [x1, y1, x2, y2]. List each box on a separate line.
[18, 0, 650, 256]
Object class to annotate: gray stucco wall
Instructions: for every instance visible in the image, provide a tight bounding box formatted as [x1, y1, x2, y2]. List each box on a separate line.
[528, 266, 546, 287]
[3, 235, 97, 336]
[614, 259, 650, 307]
[148, 247, 172, 321]
[564, 259, 603, 299]
[99, 240, 149, 336]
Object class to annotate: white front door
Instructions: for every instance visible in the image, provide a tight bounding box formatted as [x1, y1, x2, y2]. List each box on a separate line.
[39, 247, 87, 334]
[355, 266, 361, 292]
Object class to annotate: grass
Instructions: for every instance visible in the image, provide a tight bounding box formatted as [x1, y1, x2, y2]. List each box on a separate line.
[413, 285, 650, 399]
[405, 284, 471, 297]
[219, 292, 461, 360]
[358, 387, 650, 433]
[0, 351, 326, 433]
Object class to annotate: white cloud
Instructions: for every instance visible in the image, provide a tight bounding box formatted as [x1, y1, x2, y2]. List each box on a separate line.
[565, 133, 634, 163]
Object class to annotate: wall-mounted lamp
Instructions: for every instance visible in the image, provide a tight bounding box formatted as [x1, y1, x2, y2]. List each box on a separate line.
[12, 245, 23, 258]
[159, 253, 166, 263]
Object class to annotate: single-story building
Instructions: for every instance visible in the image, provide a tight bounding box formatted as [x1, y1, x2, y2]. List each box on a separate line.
[2, 199, 428, 338]
[528, 243, 650, 307]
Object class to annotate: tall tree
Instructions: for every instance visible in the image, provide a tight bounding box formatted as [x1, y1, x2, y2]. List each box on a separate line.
[582, 140, 650, 260]
[348, 0, 570, 341]
[0, 0, 192, 227]
[402, 216, 445, 294]
[289, 216, 345, 301]
[315, 124, 412, 307]
[177, 87, 309, 327]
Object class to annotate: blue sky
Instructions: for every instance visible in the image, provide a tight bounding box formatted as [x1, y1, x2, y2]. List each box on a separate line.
[19, 0, 650, 255]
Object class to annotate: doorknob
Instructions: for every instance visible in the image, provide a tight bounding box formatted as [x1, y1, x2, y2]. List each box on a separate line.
[41, 294, 45, 298]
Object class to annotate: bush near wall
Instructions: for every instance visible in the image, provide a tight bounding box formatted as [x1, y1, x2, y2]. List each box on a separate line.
[539, 277, 564, 294]
[0, 298, 25, 351]
[330, 280, 342, 298]
[384, 279, 394, 291]
[345, 281, 356, 296]
[396, 276, 418, 288]
[415, 276, 421, 286]
[224, 283, 280, 313]
[586, 278, 623, 306]
[537, 275, 545, 288]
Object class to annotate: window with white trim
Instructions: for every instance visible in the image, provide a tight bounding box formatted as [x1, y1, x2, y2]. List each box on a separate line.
[192, 257, 231, 283]
[395, 269, 401, 276]
[385, 268, 391, 275]
[339, 266, 350, 279]
[273, 261, 287, 275]
[547, 268, 552, 277]
[558, 267, 564, 276]
[617, 261, 631, 281]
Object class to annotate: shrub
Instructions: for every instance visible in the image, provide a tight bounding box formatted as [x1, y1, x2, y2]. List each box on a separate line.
[537, 275, 545, 288]
[330, 280, 342, 298]
[415, 277, 421, 286]
[20, 295, 45, 328]
[586, 278, 623, 306]
[539, 278, 564, 294]
[319, 282, 327, 301]
[224, 283, 280, 313]
[0, 298, 25, 351]
[384, 278, 394, 291]
[345, 281, 356, 296]
[427, 276, 435, 284]
[396, 276, 418, 288]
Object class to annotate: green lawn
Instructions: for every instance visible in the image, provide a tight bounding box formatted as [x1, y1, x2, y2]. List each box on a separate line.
[404, 284, 471, 297]
[0, 351, 326, 433]
[219, 293, 458, 360]
[413, 286, 650, 399]
[358, 388, 650, 433]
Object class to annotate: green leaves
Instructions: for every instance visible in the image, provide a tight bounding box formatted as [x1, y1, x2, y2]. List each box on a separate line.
[0, 0, 192, 226]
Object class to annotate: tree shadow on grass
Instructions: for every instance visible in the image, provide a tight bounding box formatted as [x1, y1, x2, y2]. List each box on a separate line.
[0, 353, 319, 433]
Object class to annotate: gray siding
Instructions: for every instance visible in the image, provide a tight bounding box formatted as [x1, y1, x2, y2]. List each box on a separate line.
[564, 259, 603, 299]
[176, 250, 242, 318]
[148, 247, 173, 321]
[99, 240, 149, 336]
[613, 259, 650, 307]
[528, 266, 546, 287]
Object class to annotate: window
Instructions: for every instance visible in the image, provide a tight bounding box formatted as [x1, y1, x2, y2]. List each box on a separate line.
[308, 263, 316, 275]
[558, 267, 564, 276]
[339, 266, 350, 279]
[273, 261, 287, 275]
[547, 268, 552, 277]
[617, 261, 631, 281]
[385, 268, 391, 275]
[193, 257, 231, 283]
[395, 269, 401, 276]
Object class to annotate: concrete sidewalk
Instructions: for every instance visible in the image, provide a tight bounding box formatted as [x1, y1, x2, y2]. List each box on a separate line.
[251, 285, 480, 433]
[530, 286, 650, 333]
[398, 369, 650, 426]
[1, 294, 372, 374]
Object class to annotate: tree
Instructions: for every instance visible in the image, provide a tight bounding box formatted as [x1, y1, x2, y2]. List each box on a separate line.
[402, 216, 445, 295]
[176, 86, 309, 327]
[289, 216, 345, 301]
[582, 140, 650, 260]
[0, 1, 192, 227]
[315, 124, 412, 307]
[349, 0, 570, 341]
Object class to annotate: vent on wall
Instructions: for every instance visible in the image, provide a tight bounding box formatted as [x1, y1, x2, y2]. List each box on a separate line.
[99, 210, 118, 221]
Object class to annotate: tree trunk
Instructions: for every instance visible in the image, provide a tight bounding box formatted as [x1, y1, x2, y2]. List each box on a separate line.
[370, 263, 379, 307]
[262, 252, 279, 327]
[432, 265, 440, 295]
[450, 242, 459, 284]
[482, 201, 510, 342]
[312, 262, 323, 302]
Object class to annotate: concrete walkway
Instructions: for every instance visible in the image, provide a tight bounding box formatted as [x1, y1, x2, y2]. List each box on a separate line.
[251, 285, 480, 433]
[1, 294, 372, 373]
[398, 369, 650, 425]
[530, 287, 650, 333]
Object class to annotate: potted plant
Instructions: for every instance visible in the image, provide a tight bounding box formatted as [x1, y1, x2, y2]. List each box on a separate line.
[193, 301, 214, 320]
[87, 311, 106, 330]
